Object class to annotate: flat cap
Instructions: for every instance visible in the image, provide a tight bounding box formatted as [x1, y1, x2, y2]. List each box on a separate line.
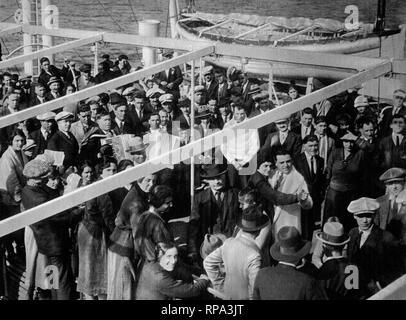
[122, 87, 138, 97]
[394, 89, 406, 98]
[55, 111, 74, 122]
[118, 54, 129, 60]
[146, 87, 165, 98]
[79, 63, 92, 73]
[275, 118, 288, 124]
[159, 93, 174, 104]
[202, 65, 214, 75]
[36, 111, 56, 121]
[379, 167, 406, 183]
[109, 92, 126, 105]
[347, 197, 380, 215]
[22, 139, 37, 151]
[248, 84, 261, 95]
[354, 95, 369, 108]
[340, 132, 358, 141]
[101, 54, 110, 59]
[20, 74, 33, 81]
[23, 159, 51, 179]
[194, 85, 206, 93]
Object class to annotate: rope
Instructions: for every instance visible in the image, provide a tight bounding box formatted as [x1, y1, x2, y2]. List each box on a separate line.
[94, 0, 125, 32]
[126, 0, 141, 61]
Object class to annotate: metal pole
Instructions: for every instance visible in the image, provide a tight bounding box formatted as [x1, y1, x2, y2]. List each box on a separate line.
[138, 20, 160, 67]
[168, 0, 178, 39]
[93, 41, 98, 77]
[190, 59, 195, 212]
[41, 0, 55, 64]
[21, 0, 33, 75]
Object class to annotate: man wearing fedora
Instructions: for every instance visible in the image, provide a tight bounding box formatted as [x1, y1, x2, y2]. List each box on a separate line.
[45, 76, 63, 101]
[77, 63, 95, 91]
[29, 112, 56, 157]
[202, 66, 218, 102]
[347, 197, 401, 298]
[204, 205, 268, 300]
[188, 164, 240, 264]
[253, 226, 327, 300]
[38, 57, 69, 91]
[47, 111, 79, 171]
[316, 221, 358, 300]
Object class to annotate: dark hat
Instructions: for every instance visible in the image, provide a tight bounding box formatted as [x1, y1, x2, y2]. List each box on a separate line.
[379, 167, 406, 183]
[100, 144, 114, 157]
[237, 206, 270, 232]
[22, 139, 37, 152]
[23, 159, 52, 179]
[200, 233, 227, 260]
[118, 54, 129, 61]
[270, 226, 311, 265]
[178, 98, 191, 108]
[101, 54, 110, 59]
[109, 92, 126, 106]
[200, 164, 228, 179]
[316, 222, 350, 246]
[47, 76, 62, 86]
[229, 86, 243, 97]
[218, 97, 230, 108]
[79, 63, 92, 73]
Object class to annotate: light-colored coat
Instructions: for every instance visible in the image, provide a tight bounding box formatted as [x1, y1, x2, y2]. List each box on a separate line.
[0, 145, 28, 206]
[203, 234, 262, 300]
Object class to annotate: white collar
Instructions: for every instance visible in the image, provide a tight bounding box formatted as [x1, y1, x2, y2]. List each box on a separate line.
[359, 225, 373, 236]
[279, 261, 297, 268]
[324, 255, 345, 263]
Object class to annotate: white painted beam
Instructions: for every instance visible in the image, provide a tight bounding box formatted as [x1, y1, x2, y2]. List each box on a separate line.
[0, 60, 391, 238]
[0, 25, 23, 37]
[0, 34, 104, 70]
[0, 45, 215, 129]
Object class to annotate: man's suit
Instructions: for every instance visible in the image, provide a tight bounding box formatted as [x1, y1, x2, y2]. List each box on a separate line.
[259, 131, 302, 163]
[216, 82, 229, 102]
[215, 113, 233, 130]
[154, 66, 183, 99]
[38, 66, 68, 90]
[379, 105, 406, 138]
[47, 130, 79, 169]
[291, 124, 315, 141]
[29, 129, 55, 157]
[377, 134, 406, 173]
[30, 95, 49, 107]
[204, 235, 262, 300]
[249, 109, 276, 146]
[347, 224, 400, 297]
[70, 120, 98, 146]
[253, 263, 327, 300]
[126, 107, 151, 135]
[188, 187, 239, 256]
[110, 113, 138, 136]
[203, 80, 219, 101]
[294, 153, 325, 240]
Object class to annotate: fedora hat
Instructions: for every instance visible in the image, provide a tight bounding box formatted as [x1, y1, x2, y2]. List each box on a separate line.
[47, 76, 62, 86]
[200, 164, 228, 179]
[125, 136, 149, 154]
[270, 226, 311, 265]
[316, 222, 350, 246]
[200, 233, 227, 260]
[237, 206, 270, 232]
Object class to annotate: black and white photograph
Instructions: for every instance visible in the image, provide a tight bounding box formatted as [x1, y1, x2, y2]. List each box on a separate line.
[0, 0, 406, 309]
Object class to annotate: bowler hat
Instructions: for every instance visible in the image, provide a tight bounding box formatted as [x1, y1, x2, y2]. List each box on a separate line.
[23, 159, 52, 179]
[109, 92, 126, 106]
[379, 167, 406, 183]
[200, 233, 227, 260]
[347, 197, 380, 215]
[316, 222, 350, 246]
[237, 206, 270, 232]
[270, 226, 311, 265]
[200, 164, 228, 179]
[47, 76, 62, 86]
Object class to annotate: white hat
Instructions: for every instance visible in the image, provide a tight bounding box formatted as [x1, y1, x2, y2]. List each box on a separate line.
[354, 95, 369, 108]
[55, 111, 74, 122]
[159, 93, 174, 104]
[37, 112, 56, 121]
[146, 87, 165, 98]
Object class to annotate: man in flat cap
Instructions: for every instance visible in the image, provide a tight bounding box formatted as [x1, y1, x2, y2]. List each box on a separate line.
[347, 197, 401, 298]
[77, 63, 95, 91]
[159, 93, 178, 122]
[146, 87, 165, 113]
[47, 111, 79, 171]
[154, 50, 183, 100]
[376, 168, 406, 231]
[29, 112, 56, 157]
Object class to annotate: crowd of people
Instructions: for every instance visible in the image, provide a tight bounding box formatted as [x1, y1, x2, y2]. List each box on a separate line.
[0, 49, 406, 300]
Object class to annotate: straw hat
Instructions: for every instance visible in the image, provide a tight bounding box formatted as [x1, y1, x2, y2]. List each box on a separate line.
[316, 222, 350, 246]
[236, 206, 270, 232]
[125, 136, 149, 154]
[200, 233, 227, 260]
